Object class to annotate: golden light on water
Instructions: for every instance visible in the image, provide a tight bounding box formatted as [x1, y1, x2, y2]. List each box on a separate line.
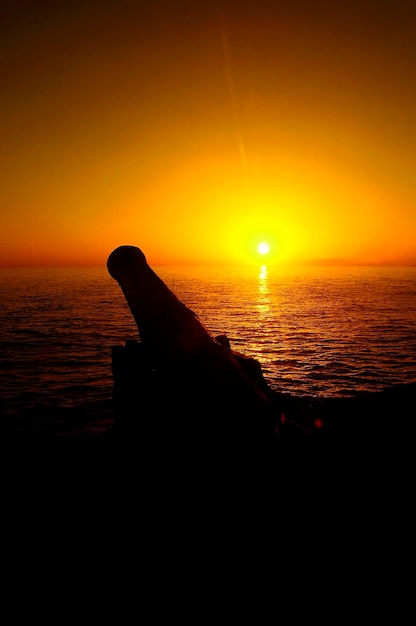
[259, 264, 268, 282]
[257, 263, 273, 323]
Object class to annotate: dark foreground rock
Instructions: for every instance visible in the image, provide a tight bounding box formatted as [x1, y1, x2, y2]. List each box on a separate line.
[1, 382, 414, 553]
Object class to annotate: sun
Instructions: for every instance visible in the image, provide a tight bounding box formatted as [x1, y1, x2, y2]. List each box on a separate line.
[257, 241, 271, 256]
[244, 233, 279, 264]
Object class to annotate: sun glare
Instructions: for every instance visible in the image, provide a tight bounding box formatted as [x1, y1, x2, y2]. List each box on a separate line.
[241, 233, 281, 265]
[257, 241, 270, 256]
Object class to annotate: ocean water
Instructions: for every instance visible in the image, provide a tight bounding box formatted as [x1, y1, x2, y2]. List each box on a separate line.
[1, 264, 415, 439]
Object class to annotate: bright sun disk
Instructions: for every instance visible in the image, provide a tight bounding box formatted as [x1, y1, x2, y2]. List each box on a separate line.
[257, 241, 270, 255]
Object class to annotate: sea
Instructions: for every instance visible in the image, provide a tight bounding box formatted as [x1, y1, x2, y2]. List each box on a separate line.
[1, 264, 416, 443]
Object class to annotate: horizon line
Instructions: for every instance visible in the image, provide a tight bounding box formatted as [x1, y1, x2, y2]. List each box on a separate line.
[1, 259, 416, 270]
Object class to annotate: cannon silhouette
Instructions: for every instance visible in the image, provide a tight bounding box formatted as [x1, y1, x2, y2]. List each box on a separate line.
[107, 245, 416, 512]
[107, 245, 274, 453]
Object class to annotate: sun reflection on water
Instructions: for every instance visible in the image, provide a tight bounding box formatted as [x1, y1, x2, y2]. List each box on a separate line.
[259, 264, 267, 283]
[257, 264, 272, 320]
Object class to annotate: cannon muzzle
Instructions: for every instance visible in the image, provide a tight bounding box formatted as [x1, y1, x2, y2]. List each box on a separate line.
[108, 245, 214, 361]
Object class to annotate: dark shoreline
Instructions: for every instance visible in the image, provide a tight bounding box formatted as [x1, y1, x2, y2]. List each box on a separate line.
[2, 381, 414, 445]
[1, 382, 414, 522]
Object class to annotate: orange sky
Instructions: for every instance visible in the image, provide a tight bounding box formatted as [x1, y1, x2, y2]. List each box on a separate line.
[1, 0, 415, 267]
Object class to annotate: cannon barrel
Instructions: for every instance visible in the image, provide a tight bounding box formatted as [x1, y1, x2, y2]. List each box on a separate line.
[107, 245, 215, 362]
[107, 245, 272, 448]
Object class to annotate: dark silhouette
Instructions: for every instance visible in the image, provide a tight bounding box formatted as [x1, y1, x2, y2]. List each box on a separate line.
[106, 245, 415, 518]
[107, 245, 274, 460]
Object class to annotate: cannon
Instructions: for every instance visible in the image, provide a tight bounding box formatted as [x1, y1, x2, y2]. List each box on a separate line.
[107, 245, 274, 453]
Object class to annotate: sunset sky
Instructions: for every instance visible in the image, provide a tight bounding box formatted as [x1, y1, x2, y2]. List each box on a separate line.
[1, 0, 415, 267]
